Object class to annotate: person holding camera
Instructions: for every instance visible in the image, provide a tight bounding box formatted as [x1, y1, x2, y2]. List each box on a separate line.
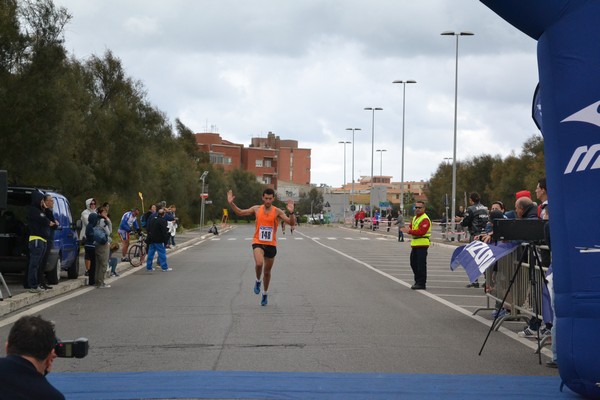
[0, 315, 65, 399]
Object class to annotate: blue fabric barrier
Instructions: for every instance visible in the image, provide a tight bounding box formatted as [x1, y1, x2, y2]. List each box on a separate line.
[480, 2, 600, 398]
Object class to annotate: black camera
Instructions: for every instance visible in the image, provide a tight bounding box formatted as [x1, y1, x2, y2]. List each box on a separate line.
[492, 219, 547, 243]
[55, 338, 89, 358]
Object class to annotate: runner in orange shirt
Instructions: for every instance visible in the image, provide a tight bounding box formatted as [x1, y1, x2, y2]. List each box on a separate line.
[227, 188, 296, 306]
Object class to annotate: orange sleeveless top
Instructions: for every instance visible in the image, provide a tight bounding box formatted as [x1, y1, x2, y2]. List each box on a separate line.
[252, 205, 278, 246]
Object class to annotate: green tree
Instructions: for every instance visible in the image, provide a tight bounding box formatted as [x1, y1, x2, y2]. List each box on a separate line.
[296, 187, 323, 217]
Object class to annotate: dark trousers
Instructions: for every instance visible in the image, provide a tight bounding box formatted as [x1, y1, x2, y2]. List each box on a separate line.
[85, 246, 96, 285]
[27, 239, 47, 289]
[38, 243, 52, 286]
[410, 246, 428, 286]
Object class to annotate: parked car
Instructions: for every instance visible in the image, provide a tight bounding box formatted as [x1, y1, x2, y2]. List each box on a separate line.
[0, 186, 81, 285]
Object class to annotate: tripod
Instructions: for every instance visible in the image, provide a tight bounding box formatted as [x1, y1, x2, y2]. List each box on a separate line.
[479, 241, 545, 364]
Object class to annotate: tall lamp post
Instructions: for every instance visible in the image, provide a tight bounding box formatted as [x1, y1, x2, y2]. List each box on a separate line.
[392, 80, 416, 217]
[200, 170, 209, 231]
[338, 141, 351, 187]
[376, 149, 387, 176]
[339, 140, 351, 223]
[364, 107, 383, 215]
[345, 128, 361, 206]
[441, 31, 473, 240]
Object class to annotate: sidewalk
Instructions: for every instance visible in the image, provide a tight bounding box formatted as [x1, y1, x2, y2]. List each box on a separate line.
[0, 228, 224, 317]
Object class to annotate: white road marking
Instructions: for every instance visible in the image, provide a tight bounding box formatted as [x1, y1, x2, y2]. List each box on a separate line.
[294, 230, 552, 357]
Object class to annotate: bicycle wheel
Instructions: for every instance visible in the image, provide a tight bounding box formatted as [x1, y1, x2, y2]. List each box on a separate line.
[128, 244, 143, 267]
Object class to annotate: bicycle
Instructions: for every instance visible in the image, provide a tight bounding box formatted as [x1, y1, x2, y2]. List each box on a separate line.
[127, 232, 147, 267]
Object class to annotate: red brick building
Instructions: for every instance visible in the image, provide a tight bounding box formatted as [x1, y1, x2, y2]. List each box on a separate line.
[195, 131, 311, 189]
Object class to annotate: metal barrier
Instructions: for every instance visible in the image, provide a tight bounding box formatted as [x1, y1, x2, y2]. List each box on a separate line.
[437, 222, 467, 242]
[473, 243, 551, 350]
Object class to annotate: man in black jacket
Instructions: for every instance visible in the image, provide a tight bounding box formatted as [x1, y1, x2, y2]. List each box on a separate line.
[0, 315, 65, 399]
[145, 207, 171, 272]
[457, 192, 489, 288]
[458, 192, 489, 242]
[26, 191, 58, 292]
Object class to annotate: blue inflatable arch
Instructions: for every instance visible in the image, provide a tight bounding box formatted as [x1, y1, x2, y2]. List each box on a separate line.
[480, 1, 600, 398]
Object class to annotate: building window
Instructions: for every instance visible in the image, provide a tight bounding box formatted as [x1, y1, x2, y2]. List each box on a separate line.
[256, 159, 263, 168]
[210, 152, 224, 164]
[264, 158, 272, 168]
[263, 175, 271, 184]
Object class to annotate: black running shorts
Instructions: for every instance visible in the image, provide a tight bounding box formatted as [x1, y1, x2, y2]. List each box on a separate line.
[252, 244, 277, 258]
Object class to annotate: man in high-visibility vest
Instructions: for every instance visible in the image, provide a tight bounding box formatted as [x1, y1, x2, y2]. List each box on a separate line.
[400, 201, 431, 290]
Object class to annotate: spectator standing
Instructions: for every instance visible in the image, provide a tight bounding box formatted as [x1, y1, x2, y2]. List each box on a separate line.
[84, 213, 98, 286]
[80, 198, 96, 276]
[536, 177, 548, 219]
[95, 206, 112, 288]
[0, 315, 65, 399]
[141, 204, 157, 231]
[458, 192, 489, 288]
[455, 205, 465, 240]
[166, 204, 178, 247]
[400, 201, 431, 290]
[146, 208, 172, 272]
[395, 212, 405, 242]
[26, 191, 57, 293]
[357, 209, 365, 229]
[386, 211, 392, 232]
[38, 194, 58, 290]
[79, 198, 97, 241]
[118, 208, 141, 262]
[514, 195, 553, 340]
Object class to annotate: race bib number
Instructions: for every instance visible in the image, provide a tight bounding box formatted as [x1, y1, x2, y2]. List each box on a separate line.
[259, 226, 273, 241]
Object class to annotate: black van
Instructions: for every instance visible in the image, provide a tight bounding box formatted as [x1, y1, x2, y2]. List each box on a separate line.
[0, 186, 81, 285]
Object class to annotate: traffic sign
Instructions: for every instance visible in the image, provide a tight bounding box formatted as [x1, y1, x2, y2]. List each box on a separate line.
[200, 193, 209, 199]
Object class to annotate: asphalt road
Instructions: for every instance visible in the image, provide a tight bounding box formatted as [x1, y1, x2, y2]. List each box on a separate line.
[0, 224, 556, 377]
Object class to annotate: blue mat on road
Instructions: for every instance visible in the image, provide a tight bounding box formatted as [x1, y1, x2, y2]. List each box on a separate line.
[49, 370, 581, 399]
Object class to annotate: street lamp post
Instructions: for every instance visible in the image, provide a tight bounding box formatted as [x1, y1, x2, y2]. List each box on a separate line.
[339, 140, 351, 223]
[376, 149, 387, 176]
[392, 80, 416, 217]
[200, 170, 209, 231]
[441, 31, 473, 241]
[345, 128, 361, 206]
[338, 141, 351, 187]
[364, 107, 383, 215]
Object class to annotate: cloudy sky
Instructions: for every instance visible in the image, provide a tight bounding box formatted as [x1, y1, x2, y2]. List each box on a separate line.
[52, 0, 540, 187]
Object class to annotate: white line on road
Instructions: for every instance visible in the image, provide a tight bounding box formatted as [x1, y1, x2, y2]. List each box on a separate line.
[295, 230, 552, 357]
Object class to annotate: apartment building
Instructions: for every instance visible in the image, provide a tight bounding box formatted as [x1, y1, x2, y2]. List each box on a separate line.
[195, 131, 311, 190]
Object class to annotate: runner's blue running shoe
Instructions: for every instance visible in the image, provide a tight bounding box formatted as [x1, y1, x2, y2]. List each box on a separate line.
[254, 281, 261, 295]
[261, 294, 268, 306]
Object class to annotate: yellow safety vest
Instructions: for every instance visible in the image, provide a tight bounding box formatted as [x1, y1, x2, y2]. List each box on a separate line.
[410, 213, 431, 247]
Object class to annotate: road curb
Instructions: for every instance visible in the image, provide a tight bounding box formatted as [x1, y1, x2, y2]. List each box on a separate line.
[0, 228, 227, 318]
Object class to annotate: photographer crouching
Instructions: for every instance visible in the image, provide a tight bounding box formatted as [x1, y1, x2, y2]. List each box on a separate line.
[0, 315, 88, 399]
